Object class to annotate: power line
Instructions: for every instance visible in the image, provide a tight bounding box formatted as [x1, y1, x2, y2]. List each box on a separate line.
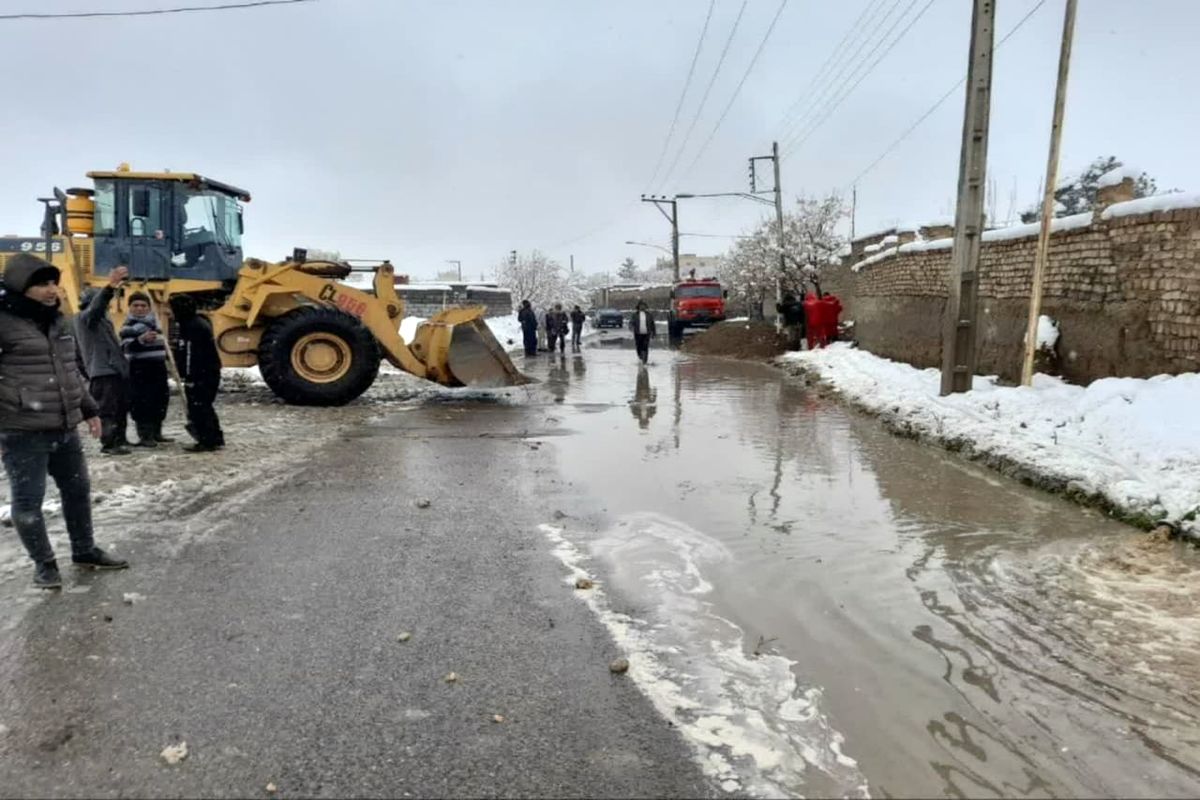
[656, 0, 750, 192]
[547, 201, 642, 251]
[782, 0, 938, 156]
[781, 0, 930, 154]
[777, 0, 907, 145]
[847, 0, 1048, 186]
[645, 0, 718, 191]
[774, 0, 894, 136]
[681, 0, 790, 180]
[0, 0, 313, 21]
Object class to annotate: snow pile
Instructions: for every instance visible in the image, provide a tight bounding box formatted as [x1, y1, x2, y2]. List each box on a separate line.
[1035, 314, 1059, 350]
[221, 366, 267, 391]
[1097, 164, 1143, 188]
[399, 316, 425, 342]
[485, 315, 523, 350]
[1101, 191, 1200, 221]
[879, 234, 899, 246]
[779, 345, 1200, 534]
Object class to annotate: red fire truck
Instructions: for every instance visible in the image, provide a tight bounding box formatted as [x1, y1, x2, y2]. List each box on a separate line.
[667, 276, 727, 338]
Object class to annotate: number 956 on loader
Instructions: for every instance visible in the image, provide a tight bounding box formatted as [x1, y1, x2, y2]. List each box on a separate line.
[0, 165, 530, 405]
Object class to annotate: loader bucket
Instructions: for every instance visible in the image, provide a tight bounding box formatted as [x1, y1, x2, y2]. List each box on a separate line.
[409, 307, 531, 388]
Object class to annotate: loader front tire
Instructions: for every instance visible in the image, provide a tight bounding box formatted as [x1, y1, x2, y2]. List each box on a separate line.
[258, 307, 380, 406]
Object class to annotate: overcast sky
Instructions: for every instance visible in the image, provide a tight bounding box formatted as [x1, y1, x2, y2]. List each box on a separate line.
[3, 0, 1196, 280]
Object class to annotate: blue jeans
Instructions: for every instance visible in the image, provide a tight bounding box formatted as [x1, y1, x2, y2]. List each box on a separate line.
[0, 430, 96, 564]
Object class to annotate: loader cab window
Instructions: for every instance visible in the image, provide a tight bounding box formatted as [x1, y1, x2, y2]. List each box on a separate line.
[93, 181, 116, 236]
[180, 190, 242, 250]
[128, 185, 164, 237]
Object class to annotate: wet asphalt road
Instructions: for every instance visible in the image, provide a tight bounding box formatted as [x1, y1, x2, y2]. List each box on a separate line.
[0, 353, 711, 798]
[3, 332, 1199, 798]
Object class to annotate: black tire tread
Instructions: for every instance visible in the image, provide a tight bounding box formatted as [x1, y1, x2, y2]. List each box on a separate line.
[258, 306, 380, 406]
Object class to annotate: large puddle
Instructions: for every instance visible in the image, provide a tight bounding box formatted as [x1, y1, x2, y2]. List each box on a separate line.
[524, 336, 1200, 798]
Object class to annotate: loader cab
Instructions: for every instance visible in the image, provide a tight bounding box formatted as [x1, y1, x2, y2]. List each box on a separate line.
[86, 170, 248, 284]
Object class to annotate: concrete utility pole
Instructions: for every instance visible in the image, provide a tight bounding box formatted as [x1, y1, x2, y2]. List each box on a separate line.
[940, 0, 996, 396]
[851, 185, 857, 242]
[772, 141, 786, 320]
[640, 195, 680, 282]
[1020, 0, 1077, 387]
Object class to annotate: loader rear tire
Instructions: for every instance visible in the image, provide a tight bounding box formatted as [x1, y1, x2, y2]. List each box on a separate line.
[258, 307, 380, 406]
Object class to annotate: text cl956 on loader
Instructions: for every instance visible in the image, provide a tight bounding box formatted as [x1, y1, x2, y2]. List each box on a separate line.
[0, 165, 529, 405]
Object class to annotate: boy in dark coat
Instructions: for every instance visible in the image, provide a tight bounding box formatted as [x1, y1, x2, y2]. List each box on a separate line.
[120, 291, 172, 447]
[169, 295, 225, 452]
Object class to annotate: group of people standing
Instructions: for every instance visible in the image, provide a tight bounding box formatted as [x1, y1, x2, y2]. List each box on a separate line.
[517, 301, 587, 356]
[74, 266, 224, 455]
[0, 253, 225, 589]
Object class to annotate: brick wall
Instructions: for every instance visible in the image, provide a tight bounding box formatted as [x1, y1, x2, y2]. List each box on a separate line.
[399, 286, 513, 319]
[825, 199, 1200, 383]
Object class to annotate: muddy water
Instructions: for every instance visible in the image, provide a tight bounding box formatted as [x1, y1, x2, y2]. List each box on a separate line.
[526, 337, 1200, 798]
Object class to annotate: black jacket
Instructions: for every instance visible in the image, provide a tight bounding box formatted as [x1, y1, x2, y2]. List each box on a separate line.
[517, 306, 538, 332]
[629, 308, 656, 336]
[173, 315, 221, 388]
[570, 309, 586, 331]
[0, 259, 98, 432]
[776, 298, 805, 327]
[545, 311, 568, 335]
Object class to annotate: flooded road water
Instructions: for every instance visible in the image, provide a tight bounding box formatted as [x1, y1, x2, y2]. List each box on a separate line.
[525, 334, 1200, 798]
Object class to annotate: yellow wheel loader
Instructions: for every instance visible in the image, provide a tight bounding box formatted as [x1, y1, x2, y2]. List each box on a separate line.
[0, 166, 528, 405]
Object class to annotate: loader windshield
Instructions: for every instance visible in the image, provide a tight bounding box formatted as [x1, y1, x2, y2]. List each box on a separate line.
[181, 189, 242, 249]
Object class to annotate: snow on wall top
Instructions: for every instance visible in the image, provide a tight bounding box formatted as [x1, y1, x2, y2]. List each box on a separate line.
[898, 237, 953, 254]
[851, 246, 898, 272]
[1101, 190, 1200, 220]
[980, 211, 1093, 243]
[862, 243, 882, 254]
[1097, 164, 1142, 188]
[879, 234, 899, 246]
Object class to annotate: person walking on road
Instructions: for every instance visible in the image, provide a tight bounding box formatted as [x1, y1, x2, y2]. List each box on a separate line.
[76, 266, 133, 455]
[570, 304, 586, 350]
[776, 292, 806, 352]
[0, 253, 130, 589]
[546, 303, 568, 354]
[517, 299, 539, 356]
[170, 295, 225, 453]
[629, 299, 656, 365]
[120, 292, 172, 447]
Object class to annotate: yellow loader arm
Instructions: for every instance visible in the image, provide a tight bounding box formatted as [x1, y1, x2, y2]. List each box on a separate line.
[216, 258, 528, 390]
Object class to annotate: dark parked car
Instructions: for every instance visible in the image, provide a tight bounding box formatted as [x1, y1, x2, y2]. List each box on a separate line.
[594, 308, 624, 329]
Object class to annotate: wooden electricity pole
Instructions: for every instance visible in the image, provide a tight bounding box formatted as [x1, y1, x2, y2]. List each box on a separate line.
[940, 0, 997, 396]
[1020, 0, 1078, 386]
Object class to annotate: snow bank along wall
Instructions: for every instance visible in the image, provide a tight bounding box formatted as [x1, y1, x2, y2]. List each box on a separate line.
[822, 180, 1200, 384]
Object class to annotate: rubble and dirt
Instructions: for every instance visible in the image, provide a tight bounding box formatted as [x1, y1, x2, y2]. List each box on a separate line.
[681, 320, 789, 361]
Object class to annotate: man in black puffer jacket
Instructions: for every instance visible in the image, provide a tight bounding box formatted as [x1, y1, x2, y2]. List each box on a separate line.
[170, 294, 225, 452]
[0, 253, 130, 589]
